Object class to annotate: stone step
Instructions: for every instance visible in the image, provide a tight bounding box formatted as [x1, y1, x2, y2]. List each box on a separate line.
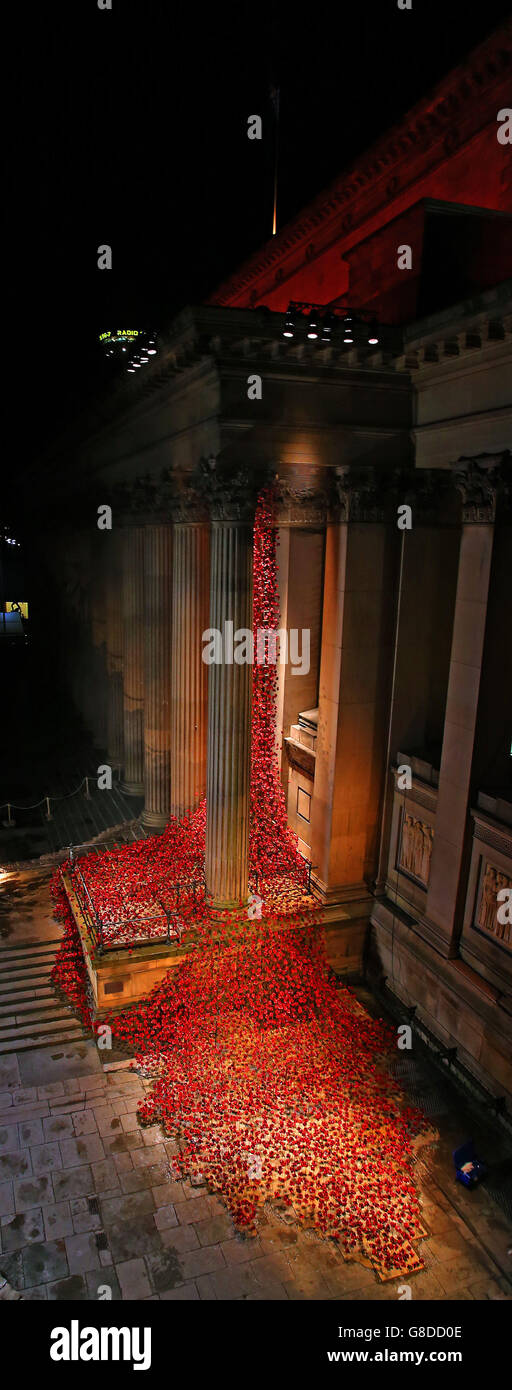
[0, 997, 67, 1020]
[0, 939, 61, 959]
[0, 967, 55, 986]
[0, 1014, 83, 1043]
[0, 987, 54, 1005]
[0, 1028, 86, 1055]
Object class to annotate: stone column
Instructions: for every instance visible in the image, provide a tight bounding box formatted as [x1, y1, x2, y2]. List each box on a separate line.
[89, 532, 109, 749]
[105, 531, 124, 769]
[170, 519, 210, 820]
[141, 525, 173, 828]
[424, 461, 499, 956]
[310, 472, 397, 903]
[205, 502, 253, 909]
[120, 525, 145, 796]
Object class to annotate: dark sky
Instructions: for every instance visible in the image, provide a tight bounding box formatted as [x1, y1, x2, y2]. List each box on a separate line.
[6, 0, 512, 468]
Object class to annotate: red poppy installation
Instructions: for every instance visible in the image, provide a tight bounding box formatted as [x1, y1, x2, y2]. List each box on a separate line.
[51, 488, 432, 1279]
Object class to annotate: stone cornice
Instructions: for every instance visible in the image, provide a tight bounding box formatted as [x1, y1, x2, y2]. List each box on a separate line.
[208, 23, 512, 307]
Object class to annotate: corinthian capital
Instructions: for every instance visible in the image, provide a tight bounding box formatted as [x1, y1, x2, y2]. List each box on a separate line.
[453, 454, 510, 524]
[196, 455, 269, 523]
[332, 464, 388, 523]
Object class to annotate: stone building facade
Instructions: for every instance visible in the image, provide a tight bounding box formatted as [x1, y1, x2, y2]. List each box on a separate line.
[32, 23, 512, 1105]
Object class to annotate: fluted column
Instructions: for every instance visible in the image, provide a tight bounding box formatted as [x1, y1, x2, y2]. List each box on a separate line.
[89, 532, 109, 748]
[120, 526, 145, 796]
[106, 530, 124, 768]
[170, 522, 210, 820]
[142, 525, 173, 828]
[205, 515, 253, 908]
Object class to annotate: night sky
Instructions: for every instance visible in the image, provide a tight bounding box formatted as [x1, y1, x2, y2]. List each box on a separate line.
[6, 0, 512, 472]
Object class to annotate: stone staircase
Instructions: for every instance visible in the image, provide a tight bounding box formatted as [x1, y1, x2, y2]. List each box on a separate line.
[0, 939, 88, 1053]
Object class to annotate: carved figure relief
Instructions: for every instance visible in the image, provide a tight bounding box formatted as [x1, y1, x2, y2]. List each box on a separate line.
[476, 862, 512, 947]
[398, 812, 433, 886]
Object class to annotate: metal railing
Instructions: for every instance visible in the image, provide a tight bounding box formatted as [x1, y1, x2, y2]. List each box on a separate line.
[63, 844, 204, 957]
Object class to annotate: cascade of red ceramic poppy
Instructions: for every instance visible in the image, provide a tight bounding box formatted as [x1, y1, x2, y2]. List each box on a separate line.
[50, 488, 430, 1273]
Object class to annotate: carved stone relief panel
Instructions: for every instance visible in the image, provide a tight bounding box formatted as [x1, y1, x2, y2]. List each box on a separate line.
[475, 861, 512, 949]
[397, 811, 434, 887]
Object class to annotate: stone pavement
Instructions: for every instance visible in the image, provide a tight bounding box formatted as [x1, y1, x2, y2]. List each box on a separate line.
[0, 1046, 511, 1302]
[0, 863, 512, 1302]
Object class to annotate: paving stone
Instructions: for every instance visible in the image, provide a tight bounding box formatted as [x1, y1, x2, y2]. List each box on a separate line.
[152, 1181, 186, 1207]
[59, 1135, 106, 1168]
[14, 1175, 54, 1212]
[91, 1158, 119, 1193]
[86, 1266, 122, 1300]
[0, 1151, 32, 1181]
[0, 1125, 20, 1154]
[22, 1239, 69, 1286]
[120, 1168, 155, 1194]
[1, 1207, 44, 1251]
[23, 1284, 49, 1299]
[43, 1201, 74, 1241]
[65, 1231, 101, 1274]
[101, 1190, 154, 1226]
[160, 1281, 200, 1300]
[194, 1215, 236, 1247]
[47, 1274, 88, 1300]
[195, 1273, 217, 1300]
[145, 1247, 183, 1294]
[196, 1264, 257, 1300]
[3, 1104, 49, 1124]
[107, 1214, 164, 1264]
[324, 1261, 379, 1297]
[13, 1088, 38, 1106]
[142, 1127, 164, 1147]
[117, 1257, 152, 1300]
[249, 1252, 292, 1286]
[70, 1197, 102, 1234]
[179, 1244, 227, 1280]
[72, 1111, 98, 1136]
[113, 1152, 133, 1175]
[0, 1251, 24, 1290]
[18, 1120, 44, 1147]
[132, 1144, 167, 1169]
[120, 1113, 141, 1133]
[38, 1083, 65, 1100]
[94, 1107, 122, 1136]
[160, 1224, 200, 1254]
[174, 1196, 211, 1225]
[103, 1130, 144, 1155]
[0, 1180, 14, 1216]
[220, 1236, 264, 1264]
[122, 1096, 144, 1114]
[0, 1094, 14, 1111]
[153, 1204, 179, 1232]
[31, 1142, 63, 1176]
[52, 1165, 94, 1202]
[435, 1252, 496, 1295]
[63, 1079, 85, 1096]
[42, 1115, 74, 1141]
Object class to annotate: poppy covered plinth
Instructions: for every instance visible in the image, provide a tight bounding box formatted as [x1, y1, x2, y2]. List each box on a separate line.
[58, 868, 193, 1020]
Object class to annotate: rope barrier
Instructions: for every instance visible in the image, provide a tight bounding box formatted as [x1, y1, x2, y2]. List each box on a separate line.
[0, 768, 123, 824]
